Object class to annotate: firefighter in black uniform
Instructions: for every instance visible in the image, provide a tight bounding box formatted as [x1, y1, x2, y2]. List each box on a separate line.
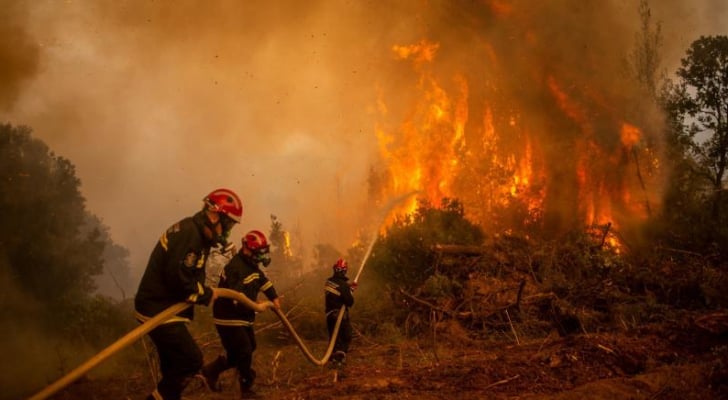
[325, 258, 356, 367]
[201, 229, 280, 399]
[134, 188, 243, 400]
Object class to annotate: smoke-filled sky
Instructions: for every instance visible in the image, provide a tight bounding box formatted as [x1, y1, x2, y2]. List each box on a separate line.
[1, 0, 726, 282]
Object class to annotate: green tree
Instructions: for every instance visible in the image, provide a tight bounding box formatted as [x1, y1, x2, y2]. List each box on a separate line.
[1, 123, 140, 399]
[269, 214, 286, 257]
[0, 123, 129, 316]
[90, 214, 134, 300]
[657, 79, 714, 251]
[368, 197, 484, 290]
[667, 36, 728, 220]
[268, 214, 304, 280]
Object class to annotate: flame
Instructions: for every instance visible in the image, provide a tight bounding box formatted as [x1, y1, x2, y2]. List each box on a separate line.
[282, 231, 293, 257]
[376, 39, 467, 220]
[373, 31, 661, 243]
[392, 40, 439, 65]
[620, 123, 641, 149]
[548, 76, 644, 230]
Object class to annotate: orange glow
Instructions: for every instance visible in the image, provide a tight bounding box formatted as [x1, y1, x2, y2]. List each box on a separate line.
[620, 123, 641, 148]
[374, 36, 660, 245]
[486, 0, 514, 17]
[377, 40, 468, 222]
[392, 40, 439, 65]
[547, 76, 593, 136]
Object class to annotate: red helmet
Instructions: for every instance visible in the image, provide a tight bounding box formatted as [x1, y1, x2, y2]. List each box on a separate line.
[204, 188, 243, 222]
[243, 230, 271, 266]
[243, 230, 268, 250]
[333, 258, 348, 273]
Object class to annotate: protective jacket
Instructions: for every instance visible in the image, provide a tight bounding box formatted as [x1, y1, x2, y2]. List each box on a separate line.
[325, 272, 354, 316]
[213, 253, 278, 326]
[135, 211, 215, 323]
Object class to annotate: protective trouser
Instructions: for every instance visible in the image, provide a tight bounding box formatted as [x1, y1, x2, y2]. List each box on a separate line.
[147, 322, 203, 400]
[326, 312, 352, 362]
[201, 354, 228, 391]
[216, 324, 257, 389]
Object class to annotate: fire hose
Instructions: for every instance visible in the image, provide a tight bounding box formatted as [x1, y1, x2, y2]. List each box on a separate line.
[27, 288, 273, 400]
[28, 292, 344, 400]
[275, 191, 416, 366]
[28, 191, 418, 400]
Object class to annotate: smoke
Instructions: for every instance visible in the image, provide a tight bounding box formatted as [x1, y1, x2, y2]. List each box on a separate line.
[0, 0, 725, 278]
[0, 256, 94, 400]
[652, 0, 728, 71]
[0, 1, 39, 110]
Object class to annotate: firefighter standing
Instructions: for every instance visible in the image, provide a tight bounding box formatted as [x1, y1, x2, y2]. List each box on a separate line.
[202, 230, 281, 399]
[134, 188, 243, 400]
[324, 258, 356, 367]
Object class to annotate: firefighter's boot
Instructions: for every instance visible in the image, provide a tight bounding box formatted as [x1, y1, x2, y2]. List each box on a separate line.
[201, 355, 228, 392]
[328, 351, 346, 369]
[239, 369, 258, 399]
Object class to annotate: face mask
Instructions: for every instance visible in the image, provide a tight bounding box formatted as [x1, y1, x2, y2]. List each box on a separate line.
[254, 246, 271, 267]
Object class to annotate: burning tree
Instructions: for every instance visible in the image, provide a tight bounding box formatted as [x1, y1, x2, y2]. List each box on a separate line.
[368, 1, 668, 250]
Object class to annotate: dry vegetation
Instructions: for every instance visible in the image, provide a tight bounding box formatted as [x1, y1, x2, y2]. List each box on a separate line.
[46, 232, 728, 400]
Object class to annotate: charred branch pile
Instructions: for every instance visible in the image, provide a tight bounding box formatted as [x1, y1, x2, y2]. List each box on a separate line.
[389, 231, 728, 341]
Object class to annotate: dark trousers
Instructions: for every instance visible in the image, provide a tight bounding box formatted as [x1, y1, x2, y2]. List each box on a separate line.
[326, 311, 352, 355]
[147, 322, 203, 400]
[216, 324, 257, 387]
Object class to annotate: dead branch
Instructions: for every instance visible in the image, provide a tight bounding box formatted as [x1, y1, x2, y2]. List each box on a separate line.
[398, 289, 456, 318]
[526, 254, 540, 284]
[515, 279, 526, 312]
[505, 310, 520, 345]
[598, 222, 612, 249]
[631, 148, 652, 217]
[655, 246, 706, 258]
[431, 310, 440, 363]
[431, 244, 486, 255]
[257, 300, 305, 334]
[597, 344, 616, 355]
[141, 336, 158, 386]
[695, 311, 728, 335]
[485, 374, 520, 389]
[266, 350, 282, 384]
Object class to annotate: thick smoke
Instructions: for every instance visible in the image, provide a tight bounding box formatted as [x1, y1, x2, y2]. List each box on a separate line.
[1, 1, 725, 397]
[0, 0, 725, 276]
[0, 1, 39, 110]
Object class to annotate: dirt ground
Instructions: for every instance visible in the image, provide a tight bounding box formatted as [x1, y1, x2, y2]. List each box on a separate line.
[48, 312, 727, 400]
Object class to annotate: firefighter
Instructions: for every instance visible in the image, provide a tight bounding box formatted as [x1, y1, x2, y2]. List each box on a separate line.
[324, 258, 356, 367]
[202, 230, 281, 399]
[134, 188, 243, 400]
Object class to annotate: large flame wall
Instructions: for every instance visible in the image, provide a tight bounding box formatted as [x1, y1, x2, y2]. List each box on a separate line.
[371, 1, 666, 239]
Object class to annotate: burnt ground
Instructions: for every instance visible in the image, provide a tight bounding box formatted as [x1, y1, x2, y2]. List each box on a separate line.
[47, 312, 728, 400]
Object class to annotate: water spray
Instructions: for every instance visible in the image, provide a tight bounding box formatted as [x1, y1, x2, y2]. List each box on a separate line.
[353, 190, 420, 284]
[272, 190, 420, 366]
